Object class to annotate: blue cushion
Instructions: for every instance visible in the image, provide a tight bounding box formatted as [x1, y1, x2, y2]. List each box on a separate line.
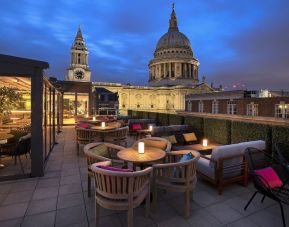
[179, 152, 193, 162]
[174, 152, 193, 177]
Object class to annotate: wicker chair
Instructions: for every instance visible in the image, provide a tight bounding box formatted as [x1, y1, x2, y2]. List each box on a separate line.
[104, 126, 129, 146]
[91, 163, 152, 227]
[132, 137, 172, 153]
[83, 142, 126, 197]
[152, 150, 200, 218]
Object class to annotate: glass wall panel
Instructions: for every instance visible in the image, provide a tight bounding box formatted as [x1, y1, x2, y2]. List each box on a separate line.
[0, 76, 31, 178]
[63, 93, 76, 124]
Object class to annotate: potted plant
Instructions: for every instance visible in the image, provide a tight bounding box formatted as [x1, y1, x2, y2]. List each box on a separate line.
[0, 86, 22, 125]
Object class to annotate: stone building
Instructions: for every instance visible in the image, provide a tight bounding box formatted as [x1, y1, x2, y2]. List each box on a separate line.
[57, 4, 214, 120]
[185, 90, 289, 119]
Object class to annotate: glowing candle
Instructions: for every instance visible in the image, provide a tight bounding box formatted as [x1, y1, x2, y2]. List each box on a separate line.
[149, 125, 153, 131]
[138, 142, 145, 154]
[85, 114, 89, 118]
[93, 116, 96, 121]
[202, 139, 208, 147]
[101, 122, 106, 128]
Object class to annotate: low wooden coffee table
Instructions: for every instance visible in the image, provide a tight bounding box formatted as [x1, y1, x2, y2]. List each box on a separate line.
[117, 147, 166, 169]
[181, 142, 221, 155]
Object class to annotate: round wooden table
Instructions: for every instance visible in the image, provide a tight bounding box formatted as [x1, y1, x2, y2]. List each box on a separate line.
[0, 133, 14, 141]
[117, 147, 166, 169]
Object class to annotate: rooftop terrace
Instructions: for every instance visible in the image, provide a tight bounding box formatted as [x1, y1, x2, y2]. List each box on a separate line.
[0, 127, 287, 227]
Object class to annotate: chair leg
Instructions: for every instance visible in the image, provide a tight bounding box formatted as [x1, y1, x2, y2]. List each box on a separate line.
[95, 201, 100, 227]
[128, 207, 133, 227]
[152, 186, 157, 212]
[261, 195, 266, 203]
[279, 203, 286, 227]
[244, 191, 258, 210]
[145, 190, 150, 218]
[185, 190, 190, 218]
[18, 156, 24, 174]
[88, 175, 91, 197]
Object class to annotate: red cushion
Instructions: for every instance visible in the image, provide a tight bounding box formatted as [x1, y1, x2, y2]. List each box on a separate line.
[131, 123, 142, 131]
[77, 123, 90, 129]
[255, 167, 283, 189]
[98, 166, 133, 172]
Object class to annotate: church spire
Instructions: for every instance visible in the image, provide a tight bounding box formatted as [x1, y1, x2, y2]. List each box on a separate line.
[75, 25, 83, 40]
[169, 2, 179, 31]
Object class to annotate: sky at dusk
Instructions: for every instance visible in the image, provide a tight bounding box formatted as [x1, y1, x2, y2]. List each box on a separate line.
[0, 0, 289, 90]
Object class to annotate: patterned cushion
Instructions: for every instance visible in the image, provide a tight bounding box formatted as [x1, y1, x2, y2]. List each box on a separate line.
[89, 144, 109, 158]
[144, 140, 167, 151]
[255, 167, 283, 188]
[183, 132, 197, 143]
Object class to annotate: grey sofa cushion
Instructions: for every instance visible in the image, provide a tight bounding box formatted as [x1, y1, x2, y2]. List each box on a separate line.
[197, 157, 215, 179]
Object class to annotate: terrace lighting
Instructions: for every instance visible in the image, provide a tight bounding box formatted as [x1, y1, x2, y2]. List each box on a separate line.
[202, 139, 208, 147]
[149, 125, 153, 131]
[138, 142, 145, 154]
[92, 116, 96, 121]
[101, 122, 106, 128]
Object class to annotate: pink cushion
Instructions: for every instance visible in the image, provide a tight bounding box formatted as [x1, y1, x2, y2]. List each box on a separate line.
[131, 123, 142, 131]
[77, 123, 90, 129]
[98, 166, 133, 172]
[255, 167, 283, 188]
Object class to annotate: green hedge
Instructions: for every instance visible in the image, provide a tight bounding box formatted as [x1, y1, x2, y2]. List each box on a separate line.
[168, 114, 184, 125]
[184, 116, 204, 139]
[272, 125, 289, 144]
[157, 113, 169, 126]
[231, 121, 271, 149]
[204, 118, 231, 144]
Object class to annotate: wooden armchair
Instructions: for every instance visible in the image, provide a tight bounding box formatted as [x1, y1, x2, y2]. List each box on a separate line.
[104, 126, 129, 146]
[197, 140, 265, 195]
[75, 128, 102, 155]
[83, 142, 126, 197]
[91, 163, 152, 227]
[152, 150, 200, 218]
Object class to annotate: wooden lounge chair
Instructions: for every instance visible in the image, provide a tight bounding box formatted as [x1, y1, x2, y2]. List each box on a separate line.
[91, 163, 152, 227]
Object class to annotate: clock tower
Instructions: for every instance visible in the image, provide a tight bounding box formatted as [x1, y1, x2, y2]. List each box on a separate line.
[66, 26, 91, 82]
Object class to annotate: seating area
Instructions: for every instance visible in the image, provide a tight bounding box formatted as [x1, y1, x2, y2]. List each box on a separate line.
[0, 122, 289, 226]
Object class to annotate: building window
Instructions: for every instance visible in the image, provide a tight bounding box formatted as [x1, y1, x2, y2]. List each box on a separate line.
[122, 104, 125, 108]
[212, 100, 219, 114]
[151, 105, 154, 108]
[187, 101, 192, 112]
[227, 100, 237, 115]
[275, 103, 289, 118]
[247, 103, 258, 116]
[137, 104, 140, 108]
[198, 101, 204, 113]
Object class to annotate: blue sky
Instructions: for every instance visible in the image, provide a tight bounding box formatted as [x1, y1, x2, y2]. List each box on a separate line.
[0, 0, 289, 90]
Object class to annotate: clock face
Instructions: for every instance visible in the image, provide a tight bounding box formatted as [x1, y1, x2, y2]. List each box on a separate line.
[74, 70, 84, 80]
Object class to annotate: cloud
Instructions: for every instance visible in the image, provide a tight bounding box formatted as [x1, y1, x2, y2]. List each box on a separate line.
[0, 0, 288, 90]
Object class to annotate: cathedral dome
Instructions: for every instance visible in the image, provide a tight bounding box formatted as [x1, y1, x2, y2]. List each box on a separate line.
[148, 4, 199, 87]
[155, 30, 192, 52]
